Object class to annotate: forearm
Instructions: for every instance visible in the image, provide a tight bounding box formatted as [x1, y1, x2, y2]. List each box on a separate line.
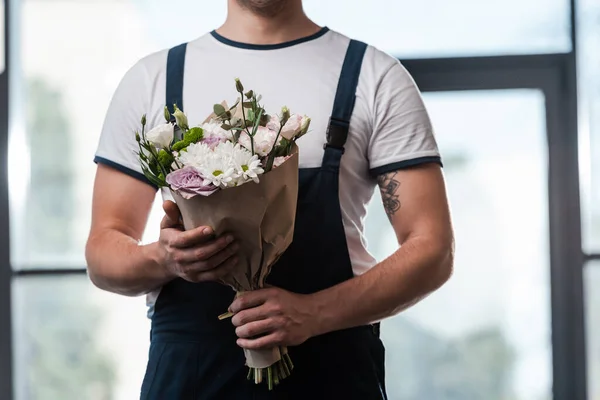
[85, 228, 174, 297]
[310, 235, 453, 336]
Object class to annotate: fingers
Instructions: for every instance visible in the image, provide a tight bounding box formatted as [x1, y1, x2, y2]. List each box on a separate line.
[160, 201, 215, 248]
[188, 254, 240, 283]
[237, 333, 282, 350]
[235, 318, 278, 339]
[161, 201, 182, 229]
[229, 290, 270, 314]
[175, 240, 239, 266]
[169, 226, 220, 248]
[231, 306, 267, 327]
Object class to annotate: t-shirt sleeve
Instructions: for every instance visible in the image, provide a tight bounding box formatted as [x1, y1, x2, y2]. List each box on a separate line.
[94, 60, 157, 189]
[368, 60, 442, 177]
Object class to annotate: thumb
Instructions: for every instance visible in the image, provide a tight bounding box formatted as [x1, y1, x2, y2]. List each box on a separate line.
[161, 200, 182, 229]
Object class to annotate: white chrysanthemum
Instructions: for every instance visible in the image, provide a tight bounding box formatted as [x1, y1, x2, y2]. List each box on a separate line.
[199, 141, 237, 188]
[199, 153, 236, 188]
[177, 142, 212, 169]
[231, 144, 264, 184]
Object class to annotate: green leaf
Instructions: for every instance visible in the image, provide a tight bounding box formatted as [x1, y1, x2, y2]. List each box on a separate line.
[141, 165, 165, 188]
[243, 101, 253, 108]
[247, 109, 255, 122]
[221, 123, 232, 131]
[213, 104, 226, 116]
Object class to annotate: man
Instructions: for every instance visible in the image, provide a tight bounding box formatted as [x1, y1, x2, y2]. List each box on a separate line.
[86, 0, 454, 398]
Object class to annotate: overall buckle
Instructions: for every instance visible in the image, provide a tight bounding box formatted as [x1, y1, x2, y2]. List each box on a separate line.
[326, 117, 349, 150]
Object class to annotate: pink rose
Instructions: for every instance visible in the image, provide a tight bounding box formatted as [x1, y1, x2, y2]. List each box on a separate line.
[266, 115, 281, 132]
[166, 166, 218, 199]
[281, 114, 303, 140]
[239, 126, 281, 157]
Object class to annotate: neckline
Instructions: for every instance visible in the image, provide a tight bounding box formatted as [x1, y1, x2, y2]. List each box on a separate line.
[210, 27, 330, 50]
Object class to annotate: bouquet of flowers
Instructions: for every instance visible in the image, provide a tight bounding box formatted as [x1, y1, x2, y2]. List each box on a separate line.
[134, 78, 310, 390]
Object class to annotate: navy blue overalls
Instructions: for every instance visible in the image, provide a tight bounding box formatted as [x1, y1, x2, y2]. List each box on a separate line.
[140, 39, 388, 400]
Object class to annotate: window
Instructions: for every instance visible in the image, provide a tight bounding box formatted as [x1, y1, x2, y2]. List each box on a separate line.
[585, 262, 600, 400]
[366, 90, 552, 399]
[304, 0, 571, 57]
[0, 0, 4, 74]
[3, 1, 588, 399]
[577, 0, 600, 254]
[9, 0, 228, 269]
[12, 276, 150, 400]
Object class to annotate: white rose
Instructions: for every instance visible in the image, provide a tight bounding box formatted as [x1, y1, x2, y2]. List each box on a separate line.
[146, 123, 174, 149]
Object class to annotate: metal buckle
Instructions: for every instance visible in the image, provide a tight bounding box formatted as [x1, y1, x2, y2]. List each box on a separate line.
[326, 117, 349, 149]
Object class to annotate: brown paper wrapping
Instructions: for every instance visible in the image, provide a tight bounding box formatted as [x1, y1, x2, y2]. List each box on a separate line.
[244, 347, 282, 369]
[171, 145, 299, 369]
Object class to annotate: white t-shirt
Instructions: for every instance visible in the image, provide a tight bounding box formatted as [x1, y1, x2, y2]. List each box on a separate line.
[95, 27, 441, 278]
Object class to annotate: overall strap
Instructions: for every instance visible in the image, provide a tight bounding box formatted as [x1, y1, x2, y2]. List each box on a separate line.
[326, 39, 368, 150]
[166, 42, 188, 122]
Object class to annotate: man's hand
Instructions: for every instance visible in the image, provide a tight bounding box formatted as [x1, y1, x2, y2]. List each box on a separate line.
[229, 288, 318, 350]
[158, 201, 240, 283]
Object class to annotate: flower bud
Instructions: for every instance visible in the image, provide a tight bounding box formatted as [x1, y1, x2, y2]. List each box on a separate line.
[299, 116, 311, 136]
[245, 90, 254, 99]
[135, 132, 141, 142]
[164, 106, 171, 122]
[235, 78, 244, 93]
[173, 105, 188, 130]
[281, 106, 291, 125]
[141, 114, 147, 126]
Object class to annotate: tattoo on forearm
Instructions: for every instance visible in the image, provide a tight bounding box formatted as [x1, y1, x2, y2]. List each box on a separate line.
[377, 172, 401, 219]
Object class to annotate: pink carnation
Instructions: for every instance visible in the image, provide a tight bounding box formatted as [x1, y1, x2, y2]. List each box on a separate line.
[202, 134, 226, 149]
[166, 166, 218, 199]
[273, 155, 291, 168]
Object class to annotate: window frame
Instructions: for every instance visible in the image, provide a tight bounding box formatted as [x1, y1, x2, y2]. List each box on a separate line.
[0, 0, 11, 397]
[405, 51, 586, 400]
[0, 0, 593, 399]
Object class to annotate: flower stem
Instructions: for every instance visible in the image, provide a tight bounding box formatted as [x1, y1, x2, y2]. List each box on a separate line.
[265, 124, 284, 172]
[267, 367, 273, 391]
[280, 358, 290, 378]
[239, 97, 255, 154]
[218, 311, 234, 320]
[284, 353, 294, 371]
[273, 365, 280, 386]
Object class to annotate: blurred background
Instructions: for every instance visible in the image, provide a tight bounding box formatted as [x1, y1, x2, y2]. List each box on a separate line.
[0, 0, 599, 399]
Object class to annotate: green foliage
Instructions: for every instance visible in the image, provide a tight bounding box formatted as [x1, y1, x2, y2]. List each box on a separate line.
[169, 127, 203, 154]
[184, 127, 204, 144]
[172, 140, 187, 152]
[158, 149, 175, 169]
